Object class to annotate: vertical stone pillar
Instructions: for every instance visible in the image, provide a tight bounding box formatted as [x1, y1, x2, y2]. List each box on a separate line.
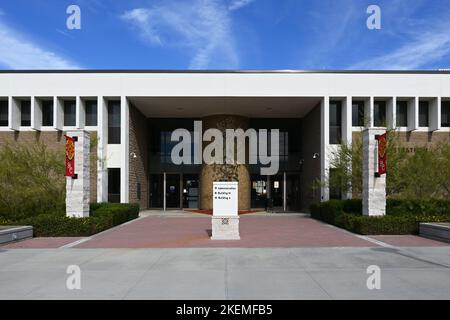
[66, 130, 90, 218]
[362, 128, 386, 216]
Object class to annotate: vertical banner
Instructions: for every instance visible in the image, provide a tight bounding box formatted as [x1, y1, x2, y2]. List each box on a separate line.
[65, 135, 75, 177]
[376, 133, 387, 176]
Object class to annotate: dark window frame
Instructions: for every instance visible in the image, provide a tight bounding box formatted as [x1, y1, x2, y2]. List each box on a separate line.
[396, 100, 408, 127]
[0, 100, 8, 127]
[63, 100, 76, 127]
[20, 100, 31, 127]
[108, 100, 121, 144]
[442, 101, 450, 127]
[85, 100, 98, 126]
[41, 100, 54, 126]
[329, 100, 342, 145]
[419, 101, 429, 127]
[373, 100, 386, 127]
[352, 100, 365, 127]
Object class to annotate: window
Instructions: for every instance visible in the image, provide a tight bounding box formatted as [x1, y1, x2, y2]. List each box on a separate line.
[352, 101, 364, 127]
[419, 101, 429, 127]
[108, 100, 121, 144]
[108, 168, 121, 203]
[0, 100, 7, 127]
[374, 101, 386, 127]
[20, 100, 31, 126]
[85, 100, 97, 126]
[396, 101, 408, 127]
[329, 100, 342, 144]
[64, 100, 76, 126]
[42, 100, 53, 126]
[441, 101, 450, 127]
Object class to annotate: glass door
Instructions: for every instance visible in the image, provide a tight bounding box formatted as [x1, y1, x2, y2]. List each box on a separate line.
[165, 174, 181, 208]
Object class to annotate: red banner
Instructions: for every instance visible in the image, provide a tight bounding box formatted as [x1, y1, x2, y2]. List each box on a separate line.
[65, 135, 75, 177]
[376, 133, 387, 176]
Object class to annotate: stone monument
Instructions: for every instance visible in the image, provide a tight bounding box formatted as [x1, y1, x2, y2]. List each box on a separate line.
[362, 128, 386, 216]
[66, 130, 90, 218]
[211, 181, 240, 240]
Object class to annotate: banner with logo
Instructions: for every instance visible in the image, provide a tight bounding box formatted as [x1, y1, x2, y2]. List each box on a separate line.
[376, 133, 387, 176]
[65, 135, 75, 177]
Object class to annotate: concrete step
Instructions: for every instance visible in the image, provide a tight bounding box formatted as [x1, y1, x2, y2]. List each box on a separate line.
[0, 226, 33, 245]
[419, 223, 450, 244]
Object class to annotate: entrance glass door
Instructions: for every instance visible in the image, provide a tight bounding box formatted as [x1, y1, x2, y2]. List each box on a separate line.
[270, 174, 284, 210]
[149, 174, 164, 208]
[286, 173, 301, 211]
[165, 174, 181, 208]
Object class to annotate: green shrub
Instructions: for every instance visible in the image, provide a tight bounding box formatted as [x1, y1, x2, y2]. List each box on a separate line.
[310, 199, 450, 235]
[3, 203, 140, 237]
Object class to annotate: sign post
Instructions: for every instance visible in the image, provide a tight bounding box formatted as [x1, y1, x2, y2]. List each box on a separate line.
[211, 181, 240, 240]
[66, 130, 90, 218]
[363, 128, 386, 216]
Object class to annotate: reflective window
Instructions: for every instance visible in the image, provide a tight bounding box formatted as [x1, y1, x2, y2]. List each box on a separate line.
[85, 100, 97, 126]
[42, 100, 53, 126]
[419, 101, 429, 127]
[352, 101, 364, 127]
[442, 101, 450, 127]
[0, 100, 7, 127]
[329, 100, 342, 144]
[374, 101, 386, 127]
[396, 101, 408, 127]
[64, 100, 76, 126]
[20, 100, 31, 126]
[108, 168, 120, 203]
[108, 100, 121, 144]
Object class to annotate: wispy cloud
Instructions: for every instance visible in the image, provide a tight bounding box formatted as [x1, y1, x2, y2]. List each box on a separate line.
[350, 22, 450, 70]
[121, 0, 239, 69]
[0, 20, 80, 69]
[228, 0, 255, 11]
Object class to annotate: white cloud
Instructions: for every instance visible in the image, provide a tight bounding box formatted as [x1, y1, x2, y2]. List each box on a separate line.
[350, 22, 450, 70]
[0, 21, 80, 69]
[121, 0, 239, 69]
[228, 0, 255, 11]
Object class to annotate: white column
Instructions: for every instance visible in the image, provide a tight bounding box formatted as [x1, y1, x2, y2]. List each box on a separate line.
[31, 97, 42, 131]
[342, 96, 353, 200]
[430, 97, 440, 131]
[320, 96, 330, 202]
[120, 96, 129, 203]
[365, 97, 374, 128]
[66, 130, 90, 218]
[387, 97, 396, 130]
[362, 128, 386, 216]
[8, 97, 20, 131]
[97, 96, 108, 202]
[76, 96, 85, 129]
[408, 97, 418, 131]
[54, 97, 63, 130]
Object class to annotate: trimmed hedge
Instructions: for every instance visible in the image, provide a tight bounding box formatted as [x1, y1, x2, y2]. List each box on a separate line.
[0, 203, 140, 237]
[311, 199, 450, 235]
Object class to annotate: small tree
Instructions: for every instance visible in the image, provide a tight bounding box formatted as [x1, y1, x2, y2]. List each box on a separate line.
[0, 142, 65, 220]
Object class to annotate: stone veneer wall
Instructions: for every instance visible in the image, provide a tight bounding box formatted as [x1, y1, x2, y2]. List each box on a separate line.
[300, 104, 321, 211]
[129, 104, 149, 209]
[0, 131, 97, 203]
[352, 131, 450, 150]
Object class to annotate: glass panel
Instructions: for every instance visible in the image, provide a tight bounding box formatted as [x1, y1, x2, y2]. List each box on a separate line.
[251, 174, 268, 208]
[64, 100, 76, 126]
[182, 174, 199, 208]
[42, 100, 53, 126]
[396, 101, 408, 127]
[149, 174, 164, 208]
[270, 174, 283, 208]
[108, 168, 121, 203]
[20, 100, 31, 126]
[108, 100, 121, 144]
[329, 101, 342, 144]
[442, 101, 450, 127]
[329, 168, 342, 200]
[374, 101, 386, 127]
[166, 174, 180, 208]
[419, 101, 429, 127]
[352, 101, 364, 126]
[0, 100, 8, 126]
[286, 173, 301, 211]
[85, 100, 97, 126]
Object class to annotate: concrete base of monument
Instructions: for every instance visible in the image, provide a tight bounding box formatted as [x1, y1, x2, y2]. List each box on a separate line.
[211, 216, 240, 240]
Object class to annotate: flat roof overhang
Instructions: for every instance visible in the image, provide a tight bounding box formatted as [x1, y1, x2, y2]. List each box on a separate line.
[129, 96, 321, 118]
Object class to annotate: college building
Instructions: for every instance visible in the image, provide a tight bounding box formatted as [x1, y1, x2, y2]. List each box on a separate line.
[0, 70, 449, 212]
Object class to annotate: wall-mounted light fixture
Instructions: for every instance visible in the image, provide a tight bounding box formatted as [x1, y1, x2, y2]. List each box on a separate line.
[130, 152, 137, 159]
[313, 153, 320, 159]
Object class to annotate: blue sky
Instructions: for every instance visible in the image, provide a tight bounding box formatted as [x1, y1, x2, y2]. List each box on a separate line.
[0, 0, 450, 70]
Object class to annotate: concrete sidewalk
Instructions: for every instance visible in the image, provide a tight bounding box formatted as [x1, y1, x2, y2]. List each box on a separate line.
[1, 247, 450, 300]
